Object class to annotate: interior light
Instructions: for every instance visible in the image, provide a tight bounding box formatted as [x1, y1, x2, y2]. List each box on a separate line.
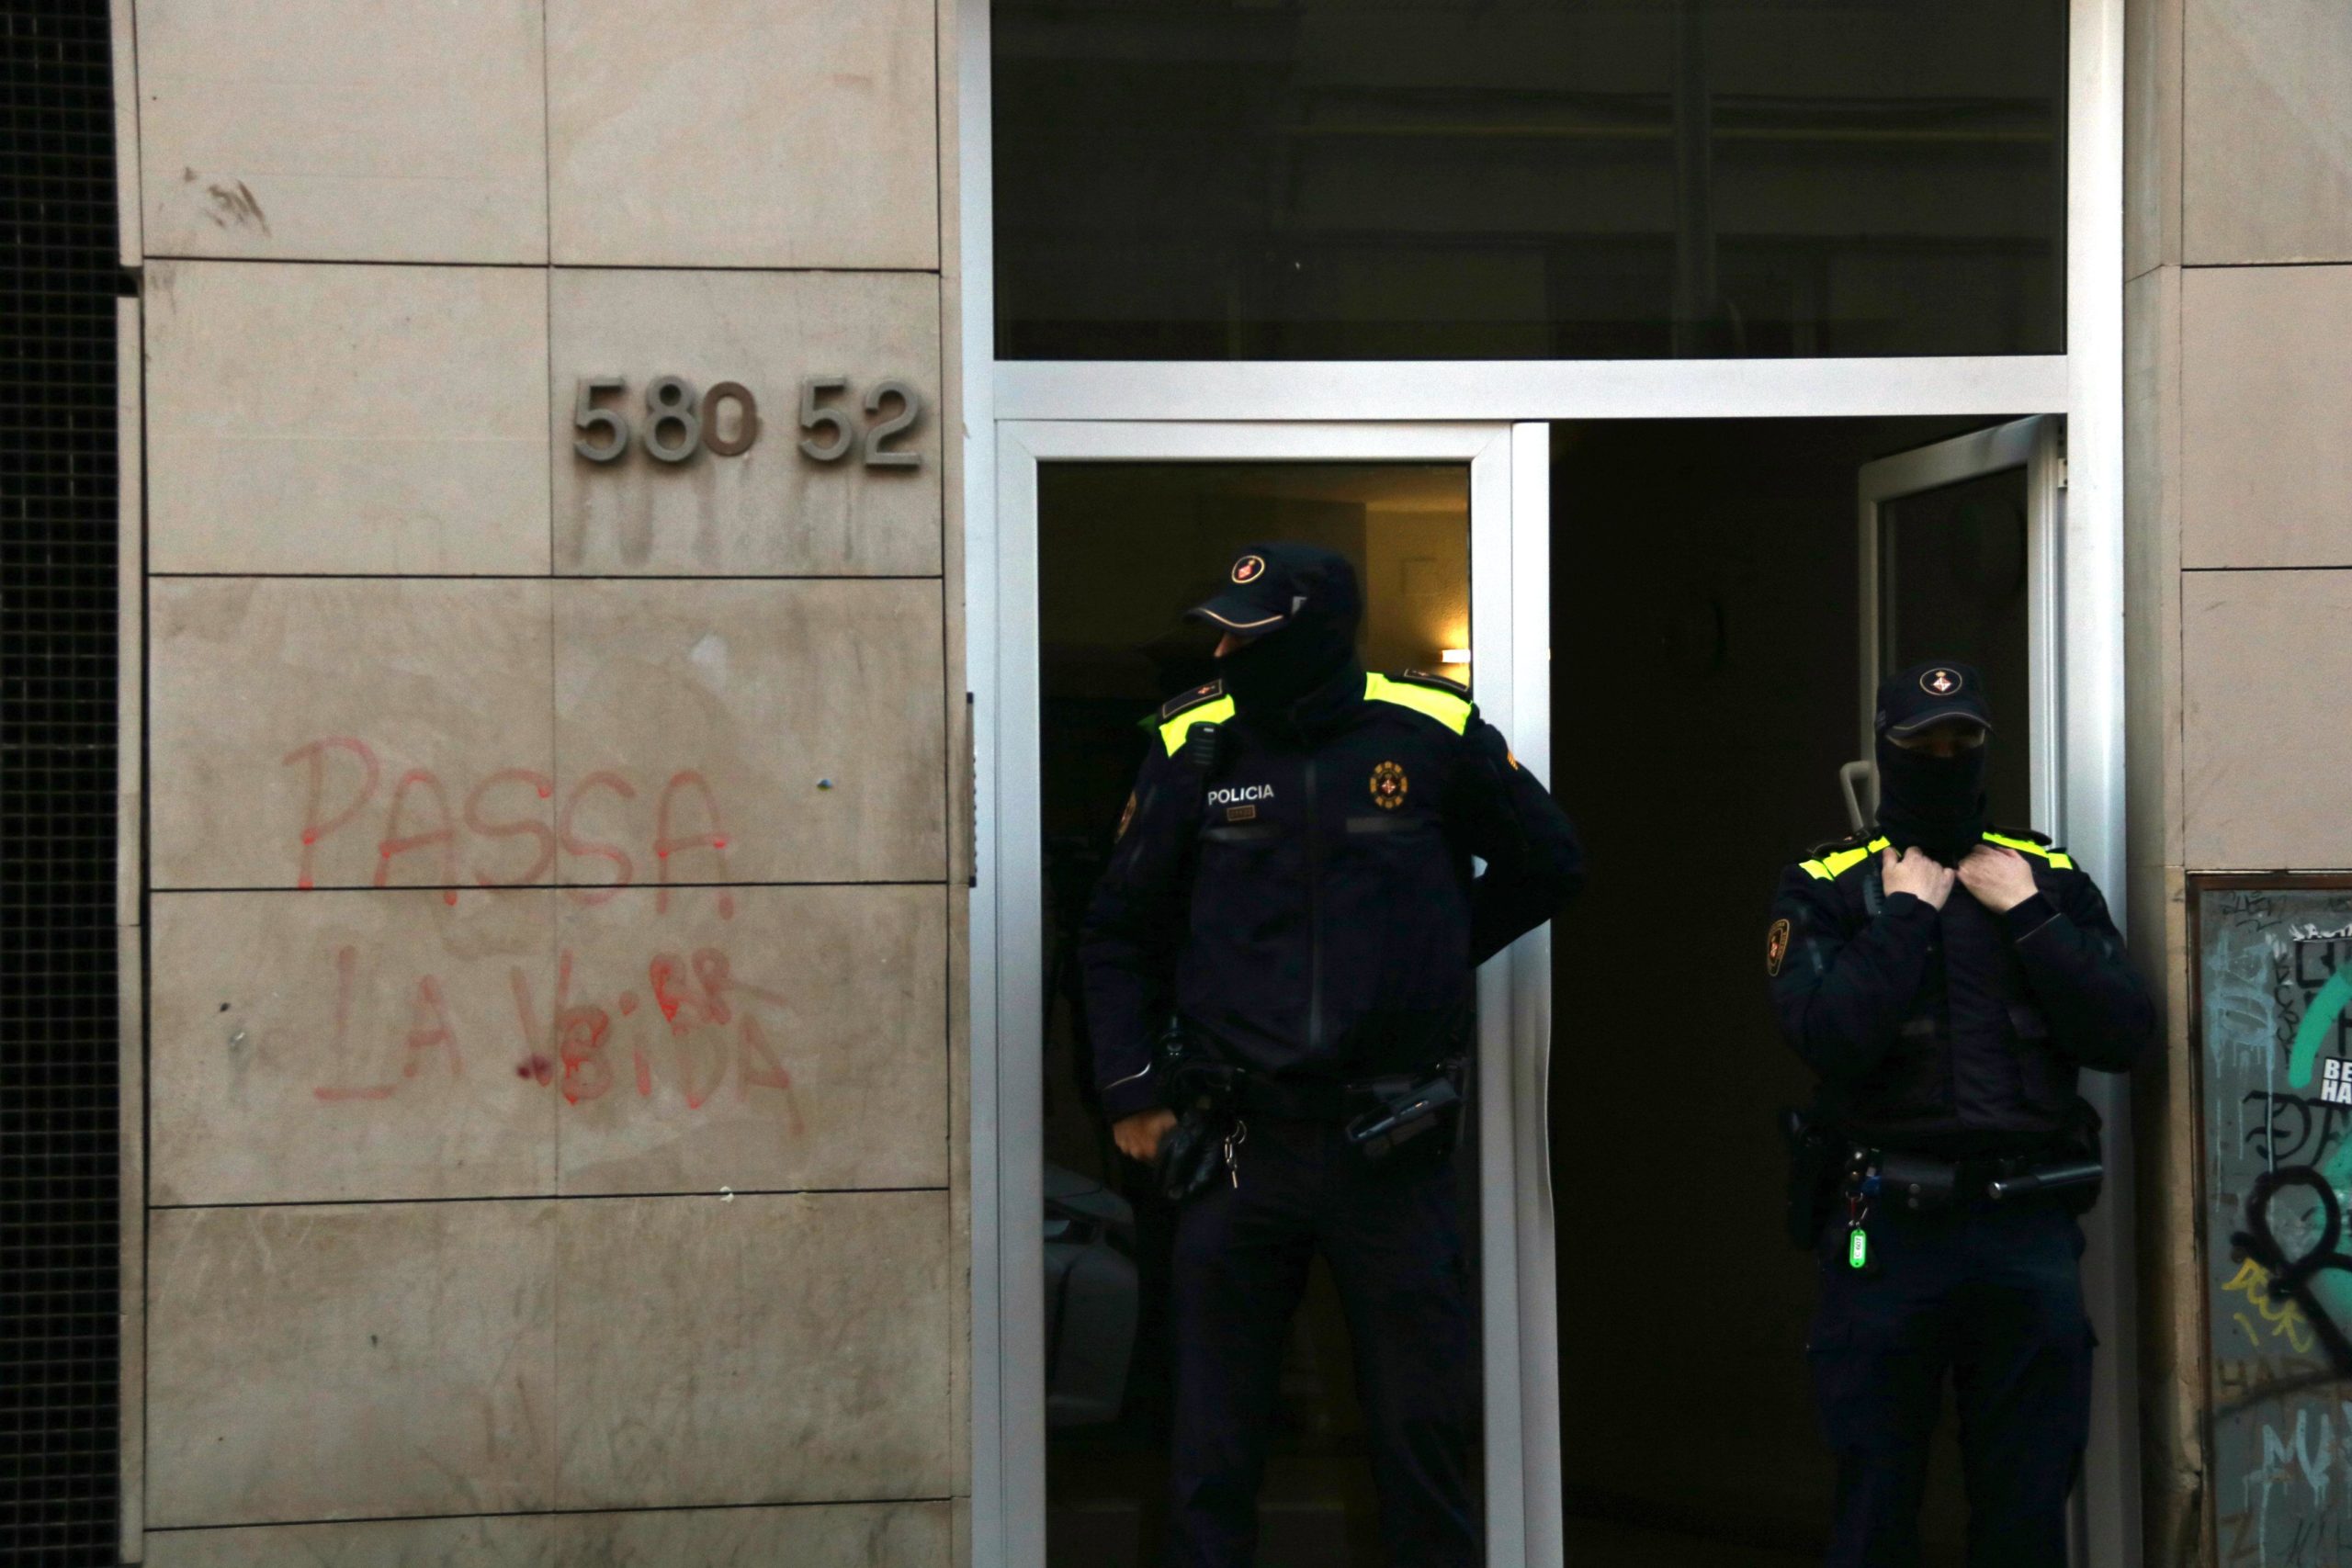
[1440, 649, 1471, 665]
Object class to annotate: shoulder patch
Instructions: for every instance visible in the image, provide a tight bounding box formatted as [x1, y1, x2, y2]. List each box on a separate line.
[1988, 825, 2053, 847]
[1396, 667, 1469, 696]
[1159, 680, 1226, 722]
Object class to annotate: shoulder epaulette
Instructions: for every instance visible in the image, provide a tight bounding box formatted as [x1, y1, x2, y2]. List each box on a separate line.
[1799, 834, 1892, 882]
[1363, 671, 1473, 735]
[1396, 668, 1469, 695]
[1159, 680, 1224, 721]
[1155, 680, 1236, 756]
[1985, 828, 2075, 870]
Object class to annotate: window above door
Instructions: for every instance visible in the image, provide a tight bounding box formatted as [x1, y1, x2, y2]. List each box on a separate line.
[992, 0, 2066, 362]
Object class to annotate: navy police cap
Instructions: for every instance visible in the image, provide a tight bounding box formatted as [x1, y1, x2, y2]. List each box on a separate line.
[1876, 659, 1996, 738]
[1187, 542, 1357, 637]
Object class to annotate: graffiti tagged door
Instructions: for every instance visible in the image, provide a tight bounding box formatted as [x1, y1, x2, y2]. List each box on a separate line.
[2199, 879, 2352, 1567]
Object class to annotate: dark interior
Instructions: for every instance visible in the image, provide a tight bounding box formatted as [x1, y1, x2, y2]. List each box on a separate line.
[994, 0, 2066, 360]
[1548, 416, 2024, 1566]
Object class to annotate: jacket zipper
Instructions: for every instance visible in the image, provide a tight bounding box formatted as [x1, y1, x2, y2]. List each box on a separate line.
[1304, 753, 1324, 1053]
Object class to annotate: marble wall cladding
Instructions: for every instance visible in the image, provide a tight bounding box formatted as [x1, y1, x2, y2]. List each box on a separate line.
[143, 261, 550, 574]
[554, 886, 948, 1196]
[2182, 569, 2352, 868]
[554, 1190, 952, 1509]
[2184, 0, 2352, 264]
[546, 0, 939, 270]
[146, 1201, 558, 1528]
[552, 580, 948, 886]
[142, 1515, 553, 1568]
[551, 268, 943, 576]
[140, 1501, 951, 1567]
[148, 577, 555, 891]
[134, 0, 548, 264]
[2180, 263, 2352, 569]
[149, 890, 559, 1206]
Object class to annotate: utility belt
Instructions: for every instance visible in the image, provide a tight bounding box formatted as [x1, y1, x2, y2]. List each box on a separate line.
[1781, 1107, 2105, 1248]
[1154, 1021, 1464, 1201]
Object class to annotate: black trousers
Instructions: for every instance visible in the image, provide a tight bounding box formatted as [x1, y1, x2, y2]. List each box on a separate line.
[1166, 1115, 1477, 1568]
[1808, 1199, 2096, 1568]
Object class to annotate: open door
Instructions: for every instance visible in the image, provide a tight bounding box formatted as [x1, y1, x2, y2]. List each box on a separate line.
[981, 421, 1562, 1567]
[1852, 415, 2131, 1565]
[1854, 417, 2064, 832]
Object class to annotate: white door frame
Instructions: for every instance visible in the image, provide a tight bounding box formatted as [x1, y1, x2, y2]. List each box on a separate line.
[980, 420, 1559, 1567]
[1858, 415, 2067, 833]
[957, 0, 2130, 1561]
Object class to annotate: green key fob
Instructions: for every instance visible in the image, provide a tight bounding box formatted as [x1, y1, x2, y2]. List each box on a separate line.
[1846, 1224, 1882, 1278]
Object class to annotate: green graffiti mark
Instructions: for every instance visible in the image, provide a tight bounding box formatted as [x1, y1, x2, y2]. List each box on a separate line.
[2288, 968, 2352, 1090]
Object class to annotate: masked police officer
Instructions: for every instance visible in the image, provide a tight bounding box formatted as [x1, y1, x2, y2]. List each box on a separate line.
[1769, 660, 2153, 1568]
[1081, 542, 1582, 1568]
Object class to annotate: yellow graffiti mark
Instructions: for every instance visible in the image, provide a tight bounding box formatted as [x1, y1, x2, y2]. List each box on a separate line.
[2234, 1310, 2264, 1348]
[2225, 1257, 2319, 1355]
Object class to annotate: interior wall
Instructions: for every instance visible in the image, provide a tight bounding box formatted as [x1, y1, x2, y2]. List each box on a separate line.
[1547, 416, 2004, 1561]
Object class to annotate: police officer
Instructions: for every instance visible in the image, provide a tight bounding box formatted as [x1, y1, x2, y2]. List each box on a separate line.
[1769, 660, 2153, 1568]
[1081, 542, 1582, 1568]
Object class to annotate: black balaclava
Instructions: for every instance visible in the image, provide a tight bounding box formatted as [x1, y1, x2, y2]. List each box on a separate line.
[1873, 730, 1988, 867]
[1213, 548, 1362, 713]
[1871, 659, 1993, 866]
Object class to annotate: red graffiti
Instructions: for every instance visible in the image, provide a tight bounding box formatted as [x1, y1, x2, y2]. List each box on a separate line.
[280, 738, 379, 891]
[312, 945, 396, 1102]
[653, 770, 734, 919]
[376, 770, 460, 906]
[276, 740, 739, 912]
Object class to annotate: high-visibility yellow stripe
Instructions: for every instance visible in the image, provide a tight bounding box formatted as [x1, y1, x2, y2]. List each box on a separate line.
[1159, 697, 1236, 756]
[1801, 837, 1891, 881]
[1363, 672, 1472, 734]
[1985, 830, 2074, 870]
[1800, 832, 2073, 880]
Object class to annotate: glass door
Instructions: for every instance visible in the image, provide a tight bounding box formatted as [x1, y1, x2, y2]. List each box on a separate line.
[982, 422, 1559, 1566]
[1855, 417, 2064, 835]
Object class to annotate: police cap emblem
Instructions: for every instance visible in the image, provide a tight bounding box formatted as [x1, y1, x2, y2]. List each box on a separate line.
[1370, 761, 1408, 810]
[1921, 666, 1962, 696]
[1231, 554, 1267, 584]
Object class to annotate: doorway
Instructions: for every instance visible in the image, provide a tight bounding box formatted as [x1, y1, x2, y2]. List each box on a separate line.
[1546, 416, 2050, 1566]
[988, 420, 1561, 1567]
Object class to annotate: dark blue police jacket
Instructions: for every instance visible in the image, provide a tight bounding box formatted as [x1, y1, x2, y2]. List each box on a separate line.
[1080, 662, 1584, 1122]
[1768, 830, 2153, 1153]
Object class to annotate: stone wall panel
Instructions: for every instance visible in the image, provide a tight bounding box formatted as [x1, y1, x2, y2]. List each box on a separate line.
[552, 580, 946, 886]
[551, 268, 942, 577]
[134, 0, 548, 264]
[149, 889, 559, 1206]
[2181, 264, 2352, 569]
[149, 578, 556, 890]
[147, 1201, 557, 1527]
[2183, 569, 2352, 868]
[547, 0, 939, 270]
[145, 262, 550, 574]
[554, 1190, 950, 1509]
[555, 886, 947, 1196]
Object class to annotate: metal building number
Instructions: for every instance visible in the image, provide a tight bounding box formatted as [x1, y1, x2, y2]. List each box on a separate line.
[572, 376, 924, 468]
